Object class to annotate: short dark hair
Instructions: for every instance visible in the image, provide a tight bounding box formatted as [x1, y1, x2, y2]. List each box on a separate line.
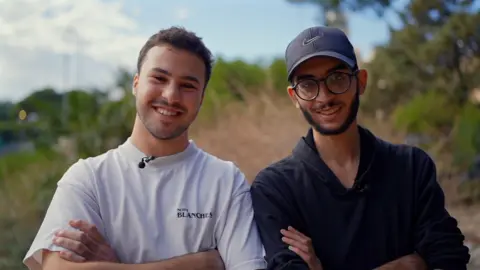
[136, 26, 214, 87]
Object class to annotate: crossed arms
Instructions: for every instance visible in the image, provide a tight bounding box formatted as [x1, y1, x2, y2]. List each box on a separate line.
[24, 161, 266, 270]
[42, 220, 223, 270]
[250, 152, 470, 270]
[42, 250, 223, 270]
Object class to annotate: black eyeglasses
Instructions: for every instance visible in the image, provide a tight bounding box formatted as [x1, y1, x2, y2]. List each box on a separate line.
[292, 71, 358, 101]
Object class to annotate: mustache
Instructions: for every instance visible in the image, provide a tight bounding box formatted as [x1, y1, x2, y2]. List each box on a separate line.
[151, 99, 187, 112]
[311, 100, 342, 111]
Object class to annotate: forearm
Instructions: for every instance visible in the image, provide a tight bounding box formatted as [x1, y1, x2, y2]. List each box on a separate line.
[374, 254, 427, 270]
[44, 251, 220, 270]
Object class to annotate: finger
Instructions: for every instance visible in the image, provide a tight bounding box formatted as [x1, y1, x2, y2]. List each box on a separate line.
[87, 226, 105, 244]
[288, 245, 312, 265]
[282, 237, 309, 253]
[69, 220, 95, 234]
[55, 230, 86, 243]
[59, 250, 86, 262]
[280, 229, 306, 243]
[55, 229, 98, 251]
[53, 236, 94, 257]
[55, 230, 100, 254]
[288, 226, 307, 238]
[70, 220, 105, 244]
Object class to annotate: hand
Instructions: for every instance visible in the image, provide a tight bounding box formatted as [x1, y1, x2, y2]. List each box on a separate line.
[52, 220, 119, 263]
[281, 226, 322, 270]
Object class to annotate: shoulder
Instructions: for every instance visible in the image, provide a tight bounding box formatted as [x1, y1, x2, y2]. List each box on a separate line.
[252, 155, 298, 190]
[376, 137, 434, 168]
[373, 137, 437, 190]
[193, 145, 250, 194]
[58, 148, 119, 189]
[194, 146, 241, 176]
[82, 147, 120, 175]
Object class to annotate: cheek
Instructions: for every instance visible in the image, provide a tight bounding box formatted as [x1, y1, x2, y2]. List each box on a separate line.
[138, 83, 161, 103]
[344, 91, 357, 105]
[184, 91, 203, 107]
[299, 101, 314, 111]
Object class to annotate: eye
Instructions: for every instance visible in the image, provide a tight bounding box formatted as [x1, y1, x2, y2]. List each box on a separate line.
[181, 83, 196, 89]
[298, 80, 317, 91]
[153, 76, 167, 83]
[329, 73, 348, 81]
[180, 83, 198, 92]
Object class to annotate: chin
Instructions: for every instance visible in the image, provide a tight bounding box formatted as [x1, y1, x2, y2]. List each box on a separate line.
[152, 129, 185, 140]
[312, 115, 345, 127]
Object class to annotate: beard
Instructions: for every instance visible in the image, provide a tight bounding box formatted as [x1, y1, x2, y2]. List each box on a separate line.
[300, 88, 359, 136]
[136, 99, 191, 141]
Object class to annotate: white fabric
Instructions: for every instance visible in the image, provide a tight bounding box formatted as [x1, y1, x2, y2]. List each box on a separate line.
[23, 138, 266, 270]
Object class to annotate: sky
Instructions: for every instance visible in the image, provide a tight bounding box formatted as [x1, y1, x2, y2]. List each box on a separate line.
[0, 0, 402, 102]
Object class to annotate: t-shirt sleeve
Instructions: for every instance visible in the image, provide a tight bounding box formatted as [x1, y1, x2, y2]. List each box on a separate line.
[23, 159, 105, 270]
[214, 167, 267, 270]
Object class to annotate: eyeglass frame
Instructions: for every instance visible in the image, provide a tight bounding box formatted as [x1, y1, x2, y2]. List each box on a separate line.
[291, 70, 359, 101]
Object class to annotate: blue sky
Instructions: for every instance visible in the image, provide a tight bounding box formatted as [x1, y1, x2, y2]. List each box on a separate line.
[121, 0, 400, 61]
[0, 0, 403, 101]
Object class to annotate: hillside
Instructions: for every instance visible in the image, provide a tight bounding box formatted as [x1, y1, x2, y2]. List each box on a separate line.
[193, 94, 480, 268]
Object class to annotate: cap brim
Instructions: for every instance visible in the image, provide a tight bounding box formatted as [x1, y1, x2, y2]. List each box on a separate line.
[288, 51, 356, 80]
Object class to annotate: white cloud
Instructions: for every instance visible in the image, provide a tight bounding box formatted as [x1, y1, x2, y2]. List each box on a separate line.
[0, 0, 146, 101]
[174, 7, 191, 21]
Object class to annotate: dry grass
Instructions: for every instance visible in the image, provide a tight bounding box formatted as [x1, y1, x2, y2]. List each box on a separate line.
[191, 94, 405, 181]
[191, 93, 480, 240]
[192, 94, 307, 181]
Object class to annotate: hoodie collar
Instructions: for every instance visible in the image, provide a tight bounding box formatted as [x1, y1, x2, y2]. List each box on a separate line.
[292, 125, 378, 195]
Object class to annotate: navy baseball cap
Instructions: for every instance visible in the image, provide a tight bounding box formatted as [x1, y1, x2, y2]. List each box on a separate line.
[285, 26, 358, 82]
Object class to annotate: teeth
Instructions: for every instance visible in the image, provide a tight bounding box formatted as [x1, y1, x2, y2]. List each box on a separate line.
[319, 106, 340, 115]
[156, 108, 178, 116]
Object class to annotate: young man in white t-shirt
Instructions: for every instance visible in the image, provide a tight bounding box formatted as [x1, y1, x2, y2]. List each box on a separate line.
[23, 26, 267, 270]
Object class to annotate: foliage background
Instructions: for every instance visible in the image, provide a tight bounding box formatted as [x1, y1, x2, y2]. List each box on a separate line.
[1, 0, 480, 268]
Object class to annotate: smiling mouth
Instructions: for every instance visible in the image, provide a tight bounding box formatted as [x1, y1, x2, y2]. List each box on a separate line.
[316, 105, 341, 116]
[152, 106, 182, 117]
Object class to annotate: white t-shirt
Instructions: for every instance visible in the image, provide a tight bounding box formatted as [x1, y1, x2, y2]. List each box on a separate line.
[23, 138, 266, 270]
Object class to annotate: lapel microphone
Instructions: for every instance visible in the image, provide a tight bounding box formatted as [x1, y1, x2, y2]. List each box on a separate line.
[138, 156, 156, 169]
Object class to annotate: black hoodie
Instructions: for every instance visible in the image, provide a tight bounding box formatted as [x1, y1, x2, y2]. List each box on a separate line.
[250, 126, 470, 270]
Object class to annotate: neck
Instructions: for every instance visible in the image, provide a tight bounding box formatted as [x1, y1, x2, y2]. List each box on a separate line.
[130, 116, 190, 157]
[313, 122, 361, 165]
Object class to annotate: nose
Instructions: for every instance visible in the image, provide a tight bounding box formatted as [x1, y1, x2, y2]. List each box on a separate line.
[315, 82, 333, 102]
[162, 82, 181, 104]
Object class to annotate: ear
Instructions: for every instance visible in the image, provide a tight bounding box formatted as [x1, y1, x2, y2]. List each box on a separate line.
[357, 69, 368, 96]
[287, 86, 300, 109]
[198, 88, 206, 107]
[132, 73, 139, 96]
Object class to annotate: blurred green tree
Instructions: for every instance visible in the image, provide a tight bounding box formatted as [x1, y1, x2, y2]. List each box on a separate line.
[363, 0, 480, 113]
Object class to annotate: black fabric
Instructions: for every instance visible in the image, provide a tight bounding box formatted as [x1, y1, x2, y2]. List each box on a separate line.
[301, 127, 375, 194]
[251, 126, 470, 270]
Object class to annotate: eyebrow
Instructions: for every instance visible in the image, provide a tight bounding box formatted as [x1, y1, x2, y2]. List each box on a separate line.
[151, 67, 200, 84]
[295, 63, 350, 81]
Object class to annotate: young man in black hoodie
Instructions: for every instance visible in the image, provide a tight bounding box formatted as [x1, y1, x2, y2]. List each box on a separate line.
[250, 26, 471, 270]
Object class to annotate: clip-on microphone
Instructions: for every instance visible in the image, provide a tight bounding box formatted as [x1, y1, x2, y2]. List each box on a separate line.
[138, 156, 156, 169]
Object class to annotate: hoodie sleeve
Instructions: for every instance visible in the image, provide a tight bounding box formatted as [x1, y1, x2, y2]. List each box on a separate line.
[413, 149, 471, 270]
[250, 169, 309, 270]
